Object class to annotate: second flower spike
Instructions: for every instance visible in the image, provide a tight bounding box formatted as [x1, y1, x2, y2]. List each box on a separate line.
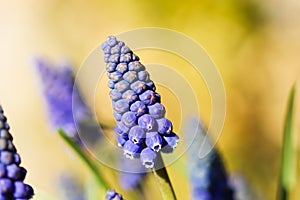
[0, 105, 34, 199]
[102, 36, 179, 168]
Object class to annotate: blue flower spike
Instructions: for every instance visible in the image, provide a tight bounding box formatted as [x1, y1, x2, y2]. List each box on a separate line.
[105, 189, 124, 200]
[0, 105, 34, 199]
[185, 118, 234, 200]
[102, 36, 179, 168]
[34, 58, 92, 144]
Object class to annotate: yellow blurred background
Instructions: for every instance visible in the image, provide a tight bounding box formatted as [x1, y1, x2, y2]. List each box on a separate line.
[0, 0, 299, 199]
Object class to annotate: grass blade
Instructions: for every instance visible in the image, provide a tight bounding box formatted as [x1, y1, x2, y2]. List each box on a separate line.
[58, 128, 110, 190]
[278, 85, 297, 200]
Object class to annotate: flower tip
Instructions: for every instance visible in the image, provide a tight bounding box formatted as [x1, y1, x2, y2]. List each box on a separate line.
[141, 148, 157, 168]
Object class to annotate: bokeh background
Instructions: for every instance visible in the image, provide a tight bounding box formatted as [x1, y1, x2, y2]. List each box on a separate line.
[0, 0, 300, 199]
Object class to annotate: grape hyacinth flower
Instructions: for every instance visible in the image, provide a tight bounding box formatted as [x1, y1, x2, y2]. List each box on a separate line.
[34, 58, 93, 144]
[0, 105, 34, 199]
[102, 36, 179, 168]
[105, 189, 123, 200]
[185, 118, 234, 200]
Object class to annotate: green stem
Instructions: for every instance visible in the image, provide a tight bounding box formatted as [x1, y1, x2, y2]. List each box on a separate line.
[152, 153, 177, 200]
[58, 129, 110, 190]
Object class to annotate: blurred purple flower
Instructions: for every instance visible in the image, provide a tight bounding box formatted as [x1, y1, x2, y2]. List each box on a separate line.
[185, 117, 234, 200]
[102, 36, 179, 168]
[0, 105, 34, 199]
[34, 58, 92, 144]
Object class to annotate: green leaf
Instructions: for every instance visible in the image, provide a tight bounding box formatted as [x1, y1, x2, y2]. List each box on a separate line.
[152, 153, 177, 200]
[58, 128, 110, 190]
[278, 84, 297, 199]
[86, 174, 104, 200]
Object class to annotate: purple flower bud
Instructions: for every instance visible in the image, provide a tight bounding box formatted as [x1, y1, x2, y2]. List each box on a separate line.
[140, 148, 157, 168]
[121, 46, 131, 54]
[0, 164, 6, 177]
[116, 63, 128, 74]
[130, 101, 147, 117]
[108, 71, 123, 82]
[114, 99, 129, 114]
[128, 126, 146, 144]
[0, 179, 13, 194]
[13, 182, 34, 199]
[146, 81, 156, 91]
[113, 111, 122, 121]
[117, 135, 128, 147]
[106, 189, 123, 200]
[120, 53, 132, 63]
[146, 132, 163, 152]
[114, 80, 130, 93]
[115, 122, 129, 136]
[162, 132, 179, 150]
[148, 103, 165, 119]
[123, 140, 142, 159]
[130, 81, 147, 94]
[0, 139, 7, 151]
[104, 54, 110, 63]
[111, 42, 124, 54]
[139, 90, 160, 105]
[132, 54, 140, 61]
[14, 154, 21, 165]
[121, 112, 137, 128]
[6, 164, 26, 181]
[123, 71, 138, 83]
[109, 89, 122, 101]
[108, 80, 115, 89]
[122, 90, 138, 104]
[0, 130, 12, 141]
[138, 70, 150, 82]
[138, 114, 155, 131]
[102, 45, 111, 54]
[106, 63, 117, 73]
[128, 61, 145, 71]
[157, 118, 173, 134]
[108, 54, 120, 63]
[106, 36, 118, 47]
[1, 151, 14, 165]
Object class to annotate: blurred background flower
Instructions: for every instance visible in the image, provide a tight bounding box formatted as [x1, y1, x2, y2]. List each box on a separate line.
[185, 117, 234, 200]
[0, 0, 299, 199]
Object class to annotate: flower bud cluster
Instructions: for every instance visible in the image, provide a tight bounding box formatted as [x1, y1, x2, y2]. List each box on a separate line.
[102, 36, 179, 168]
[0, 105, 34, 199]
